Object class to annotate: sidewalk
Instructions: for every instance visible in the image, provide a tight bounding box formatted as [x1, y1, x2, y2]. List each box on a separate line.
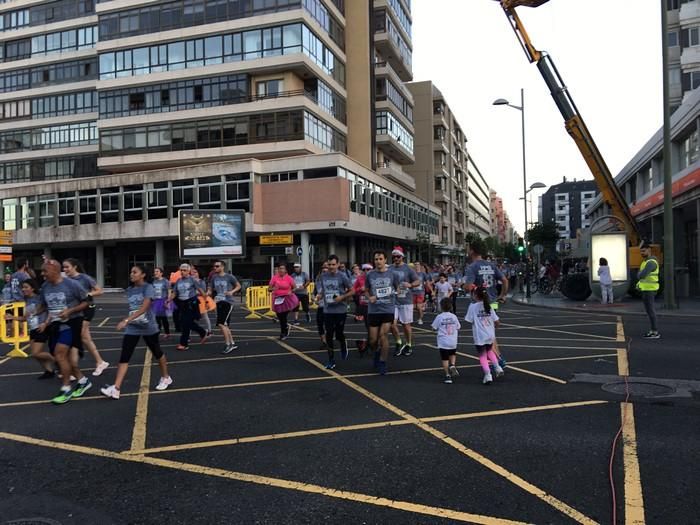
[510, 291, 700, 317]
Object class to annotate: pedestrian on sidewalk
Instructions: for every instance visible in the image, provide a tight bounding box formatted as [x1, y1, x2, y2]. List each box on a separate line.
[598, 258, 613, 304]
[636, 241, 660, 339]
[431, 297, 461, 384]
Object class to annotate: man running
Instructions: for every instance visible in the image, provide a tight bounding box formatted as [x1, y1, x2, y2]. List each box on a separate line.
[169, 263, 208, 351]
[316, 254, 353, 369]
[412, 262, 429, 325]
[291, 263, 311, 324]
[364, 250, 400, 375]
[208, 260, 241, 354]
[37, 259, 91, 405]
[389, 246, 420, 357]
[10, 257, 32, 302]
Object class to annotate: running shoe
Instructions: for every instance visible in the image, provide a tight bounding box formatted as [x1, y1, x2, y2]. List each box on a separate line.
[155, 376, 173, 391]
[200, 333, 210, 344]
[221, 342, 239, 354]
[448, 365, 459, 377]
[325, 361, 336, 370]
[417, 319, 424, 325]
[291, 320, 300, 325]
[482, 372, 493, 385]
[92, 361, 110, 377]
[494, 365, 504, 378]
[37, 370, 55, 380]
[100, 385, 120, 400]
[393, 343, 404, 357]
[498, 356, 507, 369]
[443, 375, 453, 384]
[176, 344, 189, 351]
[378, 361, 388, 376]
[71, 380, 92, 398]
[51, 388, 74, 405]
[286, 324, 291, 338]
[340, 341, 349, 360]
[643, 331, 661, 339]
[403, 344, 412, 356]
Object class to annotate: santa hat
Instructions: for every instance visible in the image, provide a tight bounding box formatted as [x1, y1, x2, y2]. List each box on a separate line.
[391, 246, 405, 257]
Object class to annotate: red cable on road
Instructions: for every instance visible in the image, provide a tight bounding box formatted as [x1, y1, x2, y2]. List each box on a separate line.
[608, 338, 632, 525]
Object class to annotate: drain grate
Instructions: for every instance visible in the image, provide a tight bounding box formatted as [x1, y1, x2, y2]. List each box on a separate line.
[5, 519, 63, 525]
[602, 382, 675, 396]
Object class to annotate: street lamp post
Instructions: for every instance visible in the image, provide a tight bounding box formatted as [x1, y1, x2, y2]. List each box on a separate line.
[493, 89, 539, 298]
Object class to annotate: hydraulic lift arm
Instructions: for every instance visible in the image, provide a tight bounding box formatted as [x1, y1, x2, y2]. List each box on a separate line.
[498, 0, 642, 247]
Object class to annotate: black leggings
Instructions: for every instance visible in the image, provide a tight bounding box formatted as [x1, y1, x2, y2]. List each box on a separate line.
[316, 307, 325, 336]
[295, 294, 309, 313]
[120, 333, 163, 363]
[277, 311, 289, 336]
[176, 299, 205, 345]
[324, 313, 346, 359]
[156, 316, 170, 335]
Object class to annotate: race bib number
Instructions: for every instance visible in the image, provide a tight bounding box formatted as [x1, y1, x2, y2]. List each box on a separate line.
[28, 315, 39, 330]
[49, 309, 63, 322]
[397, 287, 408, 298]
[215, 295, 224, 303]
[375, 287, 392, 299]
[325, 293, 337, 304]
[274, 296, 285, 306]
[129, 310, 149, 326]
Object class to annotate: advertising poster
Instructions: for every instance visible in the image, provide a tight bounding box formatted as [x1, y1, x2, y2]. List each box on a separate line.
[179, 210, 245, 257]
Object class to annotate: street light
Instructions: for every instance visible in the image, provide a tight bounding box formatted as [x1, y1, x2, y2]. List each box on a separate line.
[494, 88, 533, 297]
[519, 182, 547, 227]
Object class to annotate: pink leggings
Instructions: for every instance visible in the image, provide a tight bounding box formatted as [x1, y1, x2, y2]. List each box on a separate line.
[479, 350, 499, 373]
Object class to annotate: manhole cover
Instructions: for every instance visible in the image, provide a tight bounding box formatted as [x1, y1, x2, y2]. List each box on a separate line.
[5, 518, 61, 525]
[602, 382, 675, 396]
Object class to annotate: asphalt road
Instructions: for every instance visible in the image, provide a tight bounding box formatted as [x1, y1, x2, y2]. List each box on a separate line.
[0, 298, 697, 525]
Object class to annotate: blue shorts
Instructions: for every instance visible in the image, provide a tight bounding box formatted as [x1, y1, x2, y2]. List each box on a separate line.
[48, 324, 73, 353]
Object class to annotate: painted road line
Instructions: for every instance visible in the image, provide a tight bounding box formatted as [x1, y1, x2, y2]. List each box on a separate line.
[0, 431, 530, 525]
[452, 349, 567, 385]
[616, 316, 629, 376]
[98, 317, 110, 327]
[131, 400, 609, 456]
[500, 323, 616, 340]
[275, 338, 597, 525]
[621, 402, 646, 525]
[129, 351, 152, 454]
[0, 357, 11, 365]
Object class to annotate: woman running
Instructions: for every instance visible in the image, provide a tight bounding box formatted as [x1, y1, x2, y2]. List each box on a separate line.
[152, 267, 172, 339]
[168, 263, 208, 351]
[269, 262, 298, 340]
[100, 265, 172, 399]
[62, 258, 109, 376]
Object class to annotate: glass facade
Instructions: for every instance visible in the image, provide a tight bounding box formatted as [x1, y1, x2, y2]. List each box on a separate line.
[0, 91, 97, 122]
[0, 0, 95, 33]
[376, 110, 414, 154]
[0, 155, 98, 184]
[304, 112, 346, 152]
[388, 0, 411, 38]
[0, 122, 97, 154]
[376, 78, 412, 122]
[374, 9, 412, 69]
[1, 26, 98, 63]
[98, 23, 345, 86]
[0, 58, 98, 93]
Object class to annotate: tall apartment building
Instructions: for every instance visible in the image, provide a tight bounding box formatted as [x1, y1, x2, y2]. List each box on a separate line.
[540, 177, 597, 239]
[489, 190, 512, 244]
[0, 0, 439, 286]
[404, 80, 490, 260]
[666, 0, 700, 111]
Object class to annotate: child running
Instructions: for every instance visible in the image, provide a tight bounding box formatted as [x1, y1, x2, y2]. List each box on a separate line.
[100, 265, 172, 399]
[465, 286, 504, 385]
[431, 297, 461, 384]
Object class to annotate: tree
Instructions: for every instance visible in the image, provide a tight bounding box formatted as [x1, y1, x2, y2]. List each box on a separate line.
[526, 222, 559, 253]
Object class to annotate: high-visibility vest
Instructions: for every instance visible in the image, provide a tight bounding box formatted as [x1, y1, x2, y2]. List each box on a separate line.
[638, 257, 659, 291]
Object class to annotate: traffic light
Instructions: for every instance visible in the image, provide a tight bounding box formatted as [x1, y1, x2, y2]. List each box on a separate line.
[517, 237, 525, 254]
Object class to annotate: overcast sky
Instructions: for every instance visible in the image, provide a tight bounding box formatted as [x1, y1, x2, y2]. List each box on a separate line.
[412, 0, 663, 235]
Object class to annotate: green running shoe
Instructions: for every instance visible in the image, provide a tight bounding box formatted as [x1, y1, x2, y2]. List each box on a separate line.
[52, 389, 74, 405]
[71, 380, 92, 398]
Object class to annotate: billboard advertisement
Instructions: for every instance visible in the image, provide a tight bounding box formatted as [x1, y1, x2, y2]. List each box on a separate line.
[178, 210, 246, 258]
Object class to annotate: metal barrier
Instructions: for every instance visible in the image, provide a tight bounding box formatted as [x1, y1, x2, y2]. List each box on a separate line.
[0, 302, 29, 358]
[244, 286, 271, 319]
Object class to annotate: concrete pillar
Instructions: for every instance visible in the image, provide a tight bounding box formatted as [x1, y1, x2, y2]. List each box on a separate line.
[95, 242, 105, 288]
[349, 236, 356, 265]
[301, 231, 310, 275]
[155, 239, 165, 269]
[328, 233, 336, 256]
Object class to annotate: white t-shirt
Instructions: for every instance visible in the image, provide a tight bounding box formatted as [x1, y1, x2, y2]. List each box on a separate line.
[598, 265, 612, 286]
[465, 301, 499, 346]
[434, 281, 453, 301]
[431, 312, 461, 350]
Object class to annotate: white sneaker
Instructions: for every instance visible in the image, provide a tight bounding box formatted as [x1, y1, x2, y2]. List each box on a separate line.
[417, 319, 424, 325]
[493, 365, 504, 378]
[100, 385, 120, 400]
[482, 372, 493, 385]
[92, 361, 110, 377]
[155, 376, 173, 391]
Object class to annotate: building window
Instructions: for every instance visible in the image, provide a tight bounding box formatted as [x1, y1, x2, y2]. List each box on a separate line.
[1, 58, 97, 94]
[669, 30, 679, 47]
[256, 79, 283, 98]
[225, 173, 251, 212]
[58, 192, 75, 226]
[146, 182, 169, 220]
[1, 198, 17, 230]
[100, 188, 120, 223]
[172, 179, 194, 210]
[79, 190, 97, 225]
[123, 186, 143, 221]
[198, 176, 223, 209]
[376, 110, 413, 154]
[304, 111, 346, 152]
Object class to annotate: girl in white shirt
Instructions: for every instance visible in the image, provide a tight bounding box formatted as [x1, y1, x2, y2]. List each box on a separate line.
[597, 258, 613, 304]
[465, 286, 503, 385]
[431, 297, 461, 384]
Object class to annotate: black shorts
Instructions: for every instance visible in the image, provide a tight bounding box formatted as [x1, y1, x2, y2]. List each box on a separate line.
[367, 313, 394, 327]
[83, 305, 96, 322]
[475, 344, 493, 354]
[295, 293, 309, 313]
[439, 349, 456, 360]
[29, 328, 48, 344]
[120, 333, 163, 364]
[216, 301, 233, 326]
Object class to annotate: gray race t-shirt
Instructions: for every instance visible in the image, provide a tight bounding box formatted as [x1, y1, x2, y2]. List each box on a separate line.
[464, 260, 505, 302]
[125, 283, 158, 336]
[210, 273, 239, 304]
[152, 278, 170, 300]
[291, 272, 309, 295]
[10, 271, 30, 301]
[390, 263, 419, 306]
[70, 273, 97, 293]
[365, 269, 400, 315]
[316, 272, 352, 315]
[174, 276, 202, 300]
[25, 295, 47, 331]
[40, 277, 88, 322]
[412, 271, 429, 296]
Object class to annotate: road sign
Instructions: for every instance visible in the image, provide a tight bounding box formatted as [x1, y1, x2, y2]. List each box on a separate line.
[0, 230, 12, 246]
[0, 246, 11, 254]
[296, 246, 303, 257]
[285, 246, 293, 255]
[533, 244, 544, 254]
[260, 234, 293, 245]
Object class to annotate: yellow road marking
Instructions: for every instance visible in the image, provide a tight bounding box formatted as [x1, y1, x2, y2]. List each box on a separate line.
[452, 349, 567, 385]
[129, 400, 609, 455]
[616, 316, 625, 343]
[617, 316, 629, 376]
[621, 402, 646, 525]
[0, 431, 529, 525]
[500, 323, 616, 340]
[0, 357, 11, 365]
[98, 317, 110, 327]
[274, 338, 597, 524]
[129, 351, 152, 453]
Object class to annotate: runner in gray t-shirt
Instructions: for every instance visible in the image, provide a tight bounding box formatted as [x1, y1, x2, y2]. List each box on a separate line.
[389, 247, 420, 357]
[291, 264, 311, 324]
[316, 256, 353, 368]
[207, 260, 241, 354]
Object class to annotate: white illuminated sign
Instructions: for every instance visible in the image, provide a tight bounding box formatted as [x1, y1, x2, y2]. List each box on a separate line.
[591, 233, 628, 282]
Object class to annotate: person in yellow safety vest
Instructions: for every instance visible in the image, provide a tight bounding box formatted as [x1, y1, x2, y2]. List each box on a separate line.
[636, 240, 660, 339]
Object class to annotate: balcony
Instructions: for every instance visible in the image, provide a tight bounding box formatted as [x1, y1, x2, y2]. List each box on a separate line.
[681, 45, 700, 69]
[374, 32, 412, 82]
[376, 161, 416, 191]
[680, 0, 700, 26]
[376, 133, 414, 165]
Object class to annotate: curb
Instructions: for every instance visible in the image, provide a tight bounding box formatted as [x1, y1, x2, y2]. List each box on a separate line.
[511, 295, 700, 318]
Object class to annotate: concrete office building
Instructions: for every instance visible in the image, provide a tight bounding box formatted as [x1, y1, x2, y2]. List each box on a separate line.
[404, 80, 491, 260]
[0, 0, 439, 286]
[539, 178, 597, 240]
[489, 190, 513, 245]
[666, 0, 700, 111]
